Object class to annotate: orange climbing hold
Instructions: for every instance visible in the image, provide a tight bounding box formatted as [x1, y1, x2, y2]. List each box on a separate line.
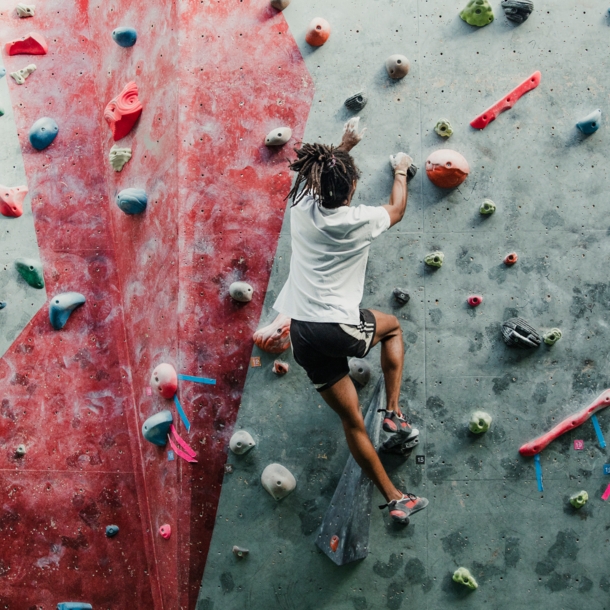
[425, 149, 470, 189]
[104, 81, 143, 141]
[0, 185, 27, 217]
[330, 535, 339, 553]
[253, 313, 291, 353]
[5, 32, 47, 55]
[305, 18, 331, 47]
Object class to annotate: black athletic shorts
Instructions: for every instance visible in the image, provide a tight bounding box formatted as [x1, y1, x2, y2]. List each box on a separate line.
[290, 309, 376, 392]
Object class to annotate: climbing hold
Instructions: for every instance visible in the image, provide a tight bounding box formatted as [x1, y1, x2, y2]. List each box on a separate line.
[569, 490, 588, 509]
[261, 463, 296, 500]
[305, 18, 331, 46]
[229, 430, 256, 455]
[576, 109, 602, 135]
[49, 292, 86, 330]
[57, 604, 93, 610]
[469, 411, 492, 434]
[270, 0, 290, 9]
[460, 0, 494, 26]
[150, 363, 178, 399]
[10, 63, 36, 85]
[15, 3, 35, 17]
[229, 281, 253, 302]
[543, 328, 562, 345]
[501, 317, 541, 348]
[393, 287, 410, 306]
[232, 545, 249, 558]
[112, 27, 137, 47]
[0, 68, 4, 78]
[504, 252, 518, 266]
[467, 295, 483, 307]
[0, 108, 4, 117]
[425, 149, 470, 188]
[142, 410, 173, 446]
[385, 54, 410, 79]
[424, 251, 444, 268]
[453, 567, 478, 590]
[15, 444, 26, 456]
[5, 32, 47, 55]
[0, 185, 28, 218]
[501, 0, 533, 23]
[0, 302, 6, 310]
[29, 117, 59, 151]
[253, 313, 291, 353]
[109, 145, 132, 171]
[104, 82, 143, 141]
[349, 358, 371, 387]
[434, 119, 453, 138]
[407, 163, 418, 181]
[471, 71, 541, 129]
[159, 524, 171, 539]
[330, 535, 340, 553]
[273, 360, 290, 375]
[344, 92, 367, 112]
[15, 258, 44, 289]
[265, 127, 292, 146]
[479, 199, 496, 215]
[105, 525, 119, 537]
[116, 188, 147, 215]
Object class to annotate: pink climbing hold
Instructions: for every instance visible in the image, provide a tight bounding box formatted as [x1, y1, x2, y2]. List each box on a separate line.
[470, 71, 541, 130]
[159, 524, 172, 539]
[253, 313, 291, 353]
[0, 185, 27, 218]
[150, 363, 178, 399]
[5, 32, 48, 56]
[467, 295, 483, 307]
[104, 81, 143, 141]
[273, 360, 290, 375]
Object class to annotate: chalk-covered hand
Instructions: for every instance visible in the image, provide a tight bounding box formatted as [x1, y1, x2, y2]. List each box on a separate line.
[389, 152, 413, 174]
[338, 117, 366, 151]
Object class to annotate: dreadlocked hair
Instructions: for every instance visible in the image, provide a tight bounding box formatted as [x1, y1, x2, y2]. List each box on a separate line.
[287, 143, 361, 209]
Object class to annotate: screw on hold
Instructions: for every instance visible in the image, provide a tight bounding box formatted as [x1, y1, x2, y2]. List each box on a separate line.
[105, 524, 119, 537]
[434, 119, 453, 138]
[453, 566, 478, 589]
[393, 287, 410, 305]
[159, 524, 172, 539]
[469, 411, 492, 434]
[330, 535, 340, 552]
[479, 199, 496, 215]
[232, 545, 249, 558]
[424, 251, 444, 268]
[344, 91, 368, 112]
[543, 328, 562, 345]
[467, 295, 483, 307]
[503, 252, 518, 266]
[15, 444, 26, 457]
[569, 490, 588, 509]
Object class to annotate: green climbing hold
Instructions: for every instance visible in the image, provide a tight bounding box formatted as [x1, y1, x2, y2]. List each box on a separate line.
[479, 199, 496, 215]
[543, 328, 562, 345]
[434, 119, 453, 138]
[425, 251, 444, 268]
[0, 108, 4, 117]
[460, 0, 494, 26]
[569, 490, 588, 509]
[469, 411, 492, 434]
[453, 567, 478, 590]
[15, 257, 44, 289]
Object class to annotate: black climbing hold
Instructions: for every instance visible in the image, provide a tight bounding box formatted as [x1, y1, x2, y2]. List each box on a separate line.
[344, 91, 367, 112]
[501, 317, 542, 348]
[407, 163, 417, 181]
[393, 287, 410, 305]
[105, 525, 119, 537]
[501, 0, 533, 23]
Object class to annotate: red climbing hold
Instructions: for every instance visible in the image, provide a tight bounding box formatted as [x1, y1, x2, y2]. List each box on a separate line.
[470, 71, 541, 130]
[104, 81, 143, 141]
[467, 295, 483, 307]
[305, 18, 331, 47]
[504, 252, 518, 266]
[0, 185, 27, 218]
[5, 32, 48, 56]
[330, 535, 339, 552]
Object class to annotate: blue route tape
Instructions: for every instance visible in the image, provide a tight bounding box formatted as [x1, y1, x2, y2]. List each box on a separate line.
[591, 415, 606, 449]
[177, 374, 216, 385]
[534, 454, 543, 492]
[173, 395, 191, 432]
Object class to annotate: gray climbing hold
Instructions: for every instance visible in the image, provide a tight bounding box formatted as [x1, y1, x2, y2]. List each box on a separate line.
[349, 358, 370, 387]
[15, 3, 35, 17]
[0, 67, 5, 78]
[265, 127, 292, 146]
[15, 258, 44, 289]
[261, 463, 296, 500]
[393, 287, 410, 305]
[116, 188, 147, 214]
[576, 109, 602, 135]
[232, 545, 249, 558]
[105, 525, 119, 537]
[270, 0, 290, 9]
[453, 567, 478, 589]
[425, 251, 444, 268]
[57, 605, 93, 610]
[385, 54, 410, 79]
[479, 199, 496, 215]
[469, 411, 492, 434]
[501, 317, 541, 348]
[15, 444, 26, 456]
[229, 281, 253, 302]
[112, 27, 137, 47]
[142, 409, 173, 446]
[501, 0, 533, 23]
[29, 117, 59, 151]
[229, 430, 256, 455]
[569, 490, 588, 509]
[49, 292, 86, 330]
[543, 328, 562, 345]
[344, 92, 367, 111]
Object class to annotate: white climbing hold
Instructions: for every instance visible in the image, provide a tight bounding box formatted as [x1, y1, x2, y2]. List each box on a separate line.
[10, 63, 36, 85]
[265, 127, 292, 146]
[229, 281, 253, 303]
[261, 463, 296, 500]
[229, 430, 256, 455]
[109, 145, 132, 172]
[15, 3, 35, 17]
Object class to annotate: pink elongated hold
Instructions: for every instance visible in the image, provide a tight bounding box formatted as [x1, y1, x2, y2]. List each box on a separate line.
[0, 184, 28, 217]
[467, 295, 483, 307]
[471, 71, 541, 130]
[519, 389, 610, 457]
[253, 313, 291, 353]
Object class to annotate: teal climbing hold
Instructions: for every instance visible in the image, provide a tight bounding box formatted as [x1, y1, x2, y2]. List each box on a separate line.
[112, 27, 137, 47]
[142, 409, 173, 446]
[15, 257, 44, 289]
[29, 117, 59, 150]
[116, 188, 147, 214]
[460, 0, 494, 26]
[576, 109, 602, 135]
[49, 292, 86, 330]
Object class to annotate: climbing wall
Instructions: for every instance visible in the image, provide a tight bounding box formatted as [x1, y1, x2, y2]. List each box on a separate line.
[198, 1, 610, 609]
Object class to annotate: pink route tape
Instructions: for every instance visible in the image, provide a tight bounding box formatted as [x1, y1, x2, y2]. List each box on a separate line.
[170, 424, 196, 457]
[168, 434, 197, 463]
[602, 483, 610, 502]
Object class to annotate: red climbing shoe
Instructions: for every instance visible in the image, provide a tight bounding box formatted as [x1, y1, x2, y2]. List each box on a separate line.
[379, 409, 419, 454]
[380, 493, 429, 525]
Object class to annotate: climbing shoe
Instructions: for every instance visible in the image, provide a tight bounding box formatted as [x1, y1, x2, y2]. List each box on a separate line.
[379, 409, 419, 454]
[380, 493, 429, 525]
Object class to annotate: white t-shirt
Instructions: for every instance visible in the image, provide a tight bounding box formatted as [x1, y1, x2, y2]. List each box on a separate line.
[273, 195, 391, 325]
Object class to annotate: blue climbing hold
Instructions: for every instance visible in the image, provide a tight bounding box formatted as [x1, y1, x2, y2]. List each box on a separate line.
[105, 524, 119, 537]
[57, 604, 93, 610]
[0, 302, 5, 310]
[0, 67, 5, 78]
[142, 409, 173, 446]
[49, 292, 86, 330]
[576, 109, 602, 135]
[116, 188, 147, 214]
[112, 27, 137, 47]
[29, 117, 59, 150]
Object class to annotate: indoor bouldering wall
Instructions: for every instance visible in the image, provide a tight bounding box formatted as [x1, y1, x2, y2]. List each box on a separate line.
[198, 1, 610, 609]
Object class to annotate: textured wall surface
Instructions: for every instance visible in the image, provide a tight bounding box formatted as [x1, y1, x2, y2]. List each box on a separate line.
[199, 1, 610, 609]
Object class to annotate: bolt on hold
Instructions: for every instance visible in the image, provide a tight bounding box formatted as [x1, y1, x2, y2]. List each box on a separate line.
[425, 251, 444, 268]
[232, 545, 249, 558]
[393, 287, 410, 305]
[504, 252, 518, 265]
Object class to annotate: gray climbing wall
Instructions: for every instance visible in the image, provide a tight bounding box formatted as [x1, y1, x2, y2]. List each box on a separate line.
[0, 57, 46, 355]
[198, 1, 610, 608]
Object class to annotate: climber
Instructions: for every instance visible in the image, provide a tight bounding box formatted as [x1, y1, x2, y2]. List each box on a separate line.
[273, 118, 428, 524]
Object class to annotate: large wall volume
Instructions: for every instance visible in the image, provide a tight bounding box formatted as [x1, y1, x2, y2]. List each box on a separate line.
[198, 1, 610, 609]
